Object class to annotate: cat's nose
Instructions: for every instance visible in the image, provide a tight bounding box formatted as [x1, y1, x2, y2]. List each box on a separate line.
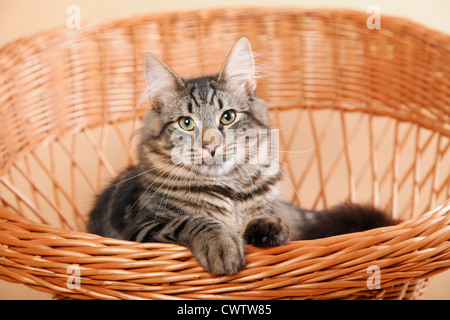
[202, 141, 219, 157]
[202, 128, 222, 157]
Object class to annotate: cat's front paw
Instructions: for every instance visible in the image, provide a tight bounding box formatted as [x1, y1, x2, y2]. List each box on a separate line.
[189, 228, 246, 276]
[244, 216, 290, 247]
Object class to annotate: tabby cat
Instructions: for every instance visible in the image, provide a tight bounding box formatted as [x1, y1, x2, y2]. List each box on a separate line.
[88, 38, 397, 275]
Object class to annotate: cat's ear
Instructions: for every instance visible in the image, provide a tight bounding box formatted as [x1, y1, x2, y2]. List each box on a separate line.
[218, 37, 256, 96]
[144, 54, 184, 108]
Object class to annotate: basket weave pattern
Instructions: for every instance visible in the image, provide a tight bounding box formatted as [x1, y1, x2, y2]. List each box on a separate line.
[0, 8, 449, 299]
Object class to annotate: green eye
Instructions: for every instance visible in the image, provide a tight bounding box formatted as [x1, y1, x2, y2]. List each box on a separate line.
[220, 110, 236, 125]
[179, 116, 195, 131]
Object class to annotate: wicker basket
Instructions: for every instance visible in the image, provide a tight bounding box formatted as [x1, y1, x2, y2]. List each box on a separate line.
[0, 8, 449, 300]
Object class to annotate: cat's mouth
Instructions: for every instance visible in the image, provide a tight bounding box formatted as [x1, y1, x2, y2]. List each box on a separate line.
[170, 141, 239, 176]
[170, 136, 275, 177]
[190, 148, 238, 177]
[193, 159, 236, 177]
[171, 142, 276, 178]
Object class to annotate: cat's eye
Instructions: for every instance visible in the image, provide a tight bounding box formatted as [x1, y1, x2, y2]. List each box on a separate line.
[179, 116, 195, 131]
[220, 110, 236, 125]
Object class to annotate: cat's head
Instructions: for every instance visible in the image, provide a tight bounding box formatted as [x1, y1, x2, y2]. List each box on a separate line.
[139, 38, 276, 178]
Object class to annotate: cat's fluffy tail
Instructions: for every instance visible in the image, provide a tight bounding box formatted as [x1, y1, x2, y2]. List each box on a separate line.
[299, 202, 399, 240]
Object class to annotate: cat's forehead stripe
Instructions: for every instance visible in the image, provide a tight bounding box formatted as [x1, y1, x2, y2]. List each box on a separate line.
[186, 76, 221, 109]
[189, 85, 200, 108]
[209, 86, 217, 105]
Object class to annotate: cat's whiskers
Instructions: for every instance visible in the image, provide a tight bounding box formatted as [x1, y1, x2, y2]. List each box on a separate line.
[244, 146, 303, 204]
[100, 157, 175, 190]
[277, 148, 315, 154]
[232, 161, 261, 217]
[129, 161, 180, 220]
[156, 162, 194, 214]
[135, 163, 190, 224]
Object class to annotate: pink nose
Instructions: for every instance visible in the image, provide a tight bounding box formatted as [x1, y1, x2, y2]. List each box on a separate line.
[202, 141, 219, 157]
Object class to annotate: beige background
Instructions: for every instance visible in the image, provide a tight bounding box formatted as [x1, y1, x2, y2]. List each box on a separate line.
[0, 0, 449, 299]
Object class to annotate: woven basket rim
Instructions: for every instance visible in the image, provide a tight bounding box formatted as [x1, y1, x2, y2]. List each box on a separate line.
[1, 202, 449, 299]
[2, 7, 450, 52]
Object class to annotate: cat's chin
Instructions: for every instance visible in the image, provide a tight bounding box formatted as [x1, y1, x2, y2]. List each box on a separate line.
[194, 158, 236, 178]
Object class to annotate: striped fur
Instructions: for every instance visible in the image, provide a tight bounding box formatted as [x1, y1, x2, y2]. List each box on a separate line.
[88, 38, 397, 275]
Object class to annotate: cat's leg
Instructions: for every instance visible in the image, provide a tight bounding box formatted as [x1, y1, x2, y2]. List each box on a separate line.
[243, 215, 290, 247]
[128, 214, 246, 275]
[181, 217, 246, 275]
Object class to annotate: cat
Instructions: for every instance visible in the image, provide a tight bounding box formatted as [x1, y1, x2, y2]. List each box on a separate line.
[88, 37, 398, 276]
